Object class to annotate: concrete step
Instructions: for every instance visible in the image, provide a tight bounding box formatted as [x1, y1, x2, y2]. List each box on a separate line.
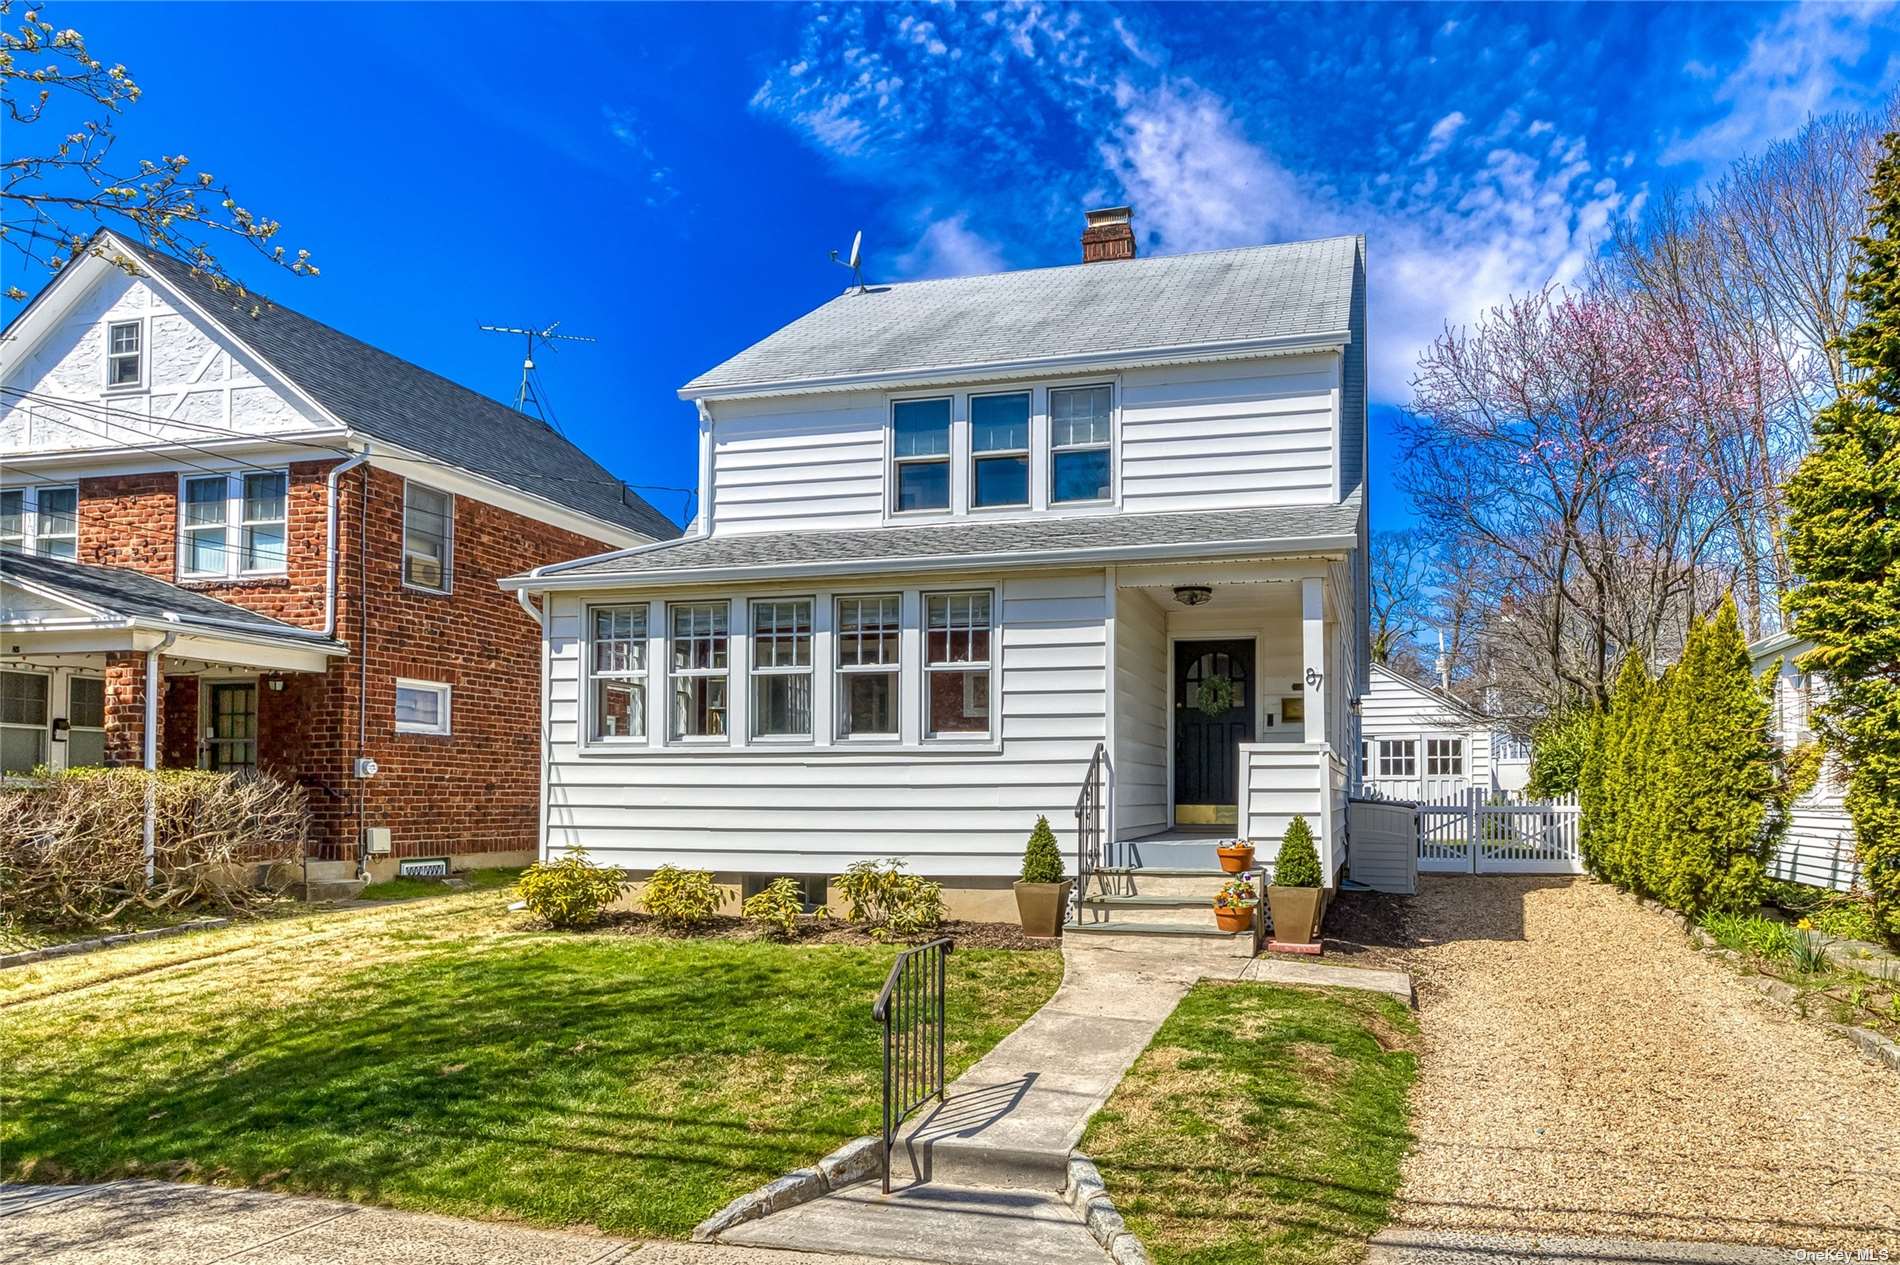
[1078, 893, 1220, 927]
[293, 878, 367, 902]
[1089, 867, 1236, 900]
[718, 1179, 1108, 1265]
[1065, 920, 1256, 957]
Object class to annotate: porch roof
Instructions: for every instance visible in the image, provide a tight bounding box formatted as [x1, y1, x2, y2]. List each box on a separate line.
[1, 553, 347, 667]
[508, 493, 1362, 591]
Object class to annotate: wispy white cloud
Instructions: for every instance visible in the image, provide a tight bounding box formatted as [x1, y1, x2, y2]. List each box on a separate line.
[602, 105, 679, 207]
[893, 211, 1009, 279]
[1419, 110, 1467, 161]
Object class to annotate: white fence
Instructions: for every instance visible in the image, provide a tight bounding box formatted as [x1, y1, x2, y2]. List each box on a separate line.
[1407, 790, 1583, 875]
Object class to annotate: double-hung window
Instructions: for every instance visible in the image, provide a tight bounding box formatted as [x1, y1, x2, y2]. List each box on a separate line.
[1377, 739, 1417, 779]
[395, 679, 452, 735]
[924, 591, 992, 738]
[0, 486, 77, 558]
[0, 671, 49, 776]
[106, 320, 142, 388]
[66, 677, 106, 768]
[403, 482, 453, 592]
[1050, 384, 1112, 504]
[1425, 737, 1463, 777]
[589, 604, 648, 741]
[969, 392, 1029, 509]
[181, 472, 287, 577]
[670, 601, 729, 739]
[837, 594, 900, 739]
[891, 398, 951, 513]
[750, 598, 813, 740]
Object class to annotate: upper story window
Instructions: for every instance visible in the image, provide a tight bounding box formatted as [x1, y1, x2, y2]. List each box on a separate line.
[105, 320, 143, 389]
[1050, 384, 1112, 504]
[1, 485, 77, 559]
[403, 481, 453, 592]
[837, 594, 900, 740]
[891, 398, 951, 513]
[750, 598, 813, 740]
[180, 472, 287, 578]
[970, 392, 1030, 509]
[588, 604, 649, 742]
[670, 601, 729, 740]
[925, 591, 992, 739]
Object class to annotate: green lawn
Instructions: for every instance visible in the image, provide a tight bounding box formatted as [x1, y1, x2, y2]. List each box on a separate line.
[0, 889, 1061, 1237]
[356, 866, 525, 902]
[1082, 981, 1418, 1265]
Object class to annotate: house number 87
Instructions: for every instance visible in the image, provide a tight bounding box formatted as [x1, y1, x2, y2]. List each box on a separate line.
[1305, 668, 1324, 690]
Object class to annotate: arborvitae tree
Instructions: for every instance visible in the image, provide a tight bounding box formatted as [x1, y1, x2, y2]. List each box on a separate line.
[1785, 129, 1900, 943]
[1576, 706, 1609, 872]
[1589, 656, 1647, 882]
[1020, 815, 1066, 885]
[1649, 600, 1777, 915]
[1628, 663, 1672, 896]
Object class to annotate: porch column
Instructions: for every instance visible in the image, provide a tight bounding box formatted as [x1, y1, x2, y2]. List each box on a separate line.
[103, 651, 159, 768]
[1300, 576, 1327, 745]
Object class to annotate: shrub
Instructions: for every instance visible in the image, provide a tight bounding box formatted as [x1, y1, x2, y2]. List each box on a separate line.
[640, 864, 724, 930]
[1528, 709, 1594, 798]
[518, 848, 630, 928]
[836, 858, 945, 940]
[741, 877, 806, 939]
[0, 767, 305, 931]
[1020, 815, 1065, 885]
[1272, 816, 1322, 888]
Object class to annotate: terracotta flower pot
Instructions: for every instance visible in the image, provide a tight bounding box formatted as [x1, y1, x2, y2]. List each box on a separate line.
[1213, 904, 1255, 933]
[1267, 885, 1324, 945]
[1216, 842, 1256, 874]
[1014, 879, 1073, 939]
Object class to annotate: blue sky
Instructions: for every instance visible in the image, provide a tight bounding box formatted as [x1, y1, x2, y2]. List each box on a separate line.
[9, 2, 1897, 530]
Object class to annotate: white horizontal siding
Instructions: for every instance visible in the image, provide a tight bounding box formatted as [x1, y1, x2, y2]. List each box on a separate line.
[542, 571, 1109, 877]
[708, 391, 885, 534]
[1113, 586, 1168, 840]
[1771, 806, 1861, 893]
[1346, 798, 1417, 894]
[1120, 355, 1338, 514]
[1239, 744, 1333, 880]
[1358, 664, 1494, 794]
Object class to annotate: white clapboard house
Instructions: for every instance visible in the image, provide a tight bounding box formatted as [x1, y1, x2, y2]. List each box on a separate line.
[1355, 662, 1498, 802]
[505, 210, 1371, 950]
[1751, 630, 1861, 893]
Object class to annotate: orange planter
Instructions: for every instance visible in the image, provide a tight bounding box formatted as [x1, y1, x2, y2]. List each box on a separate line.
[1213, 904, 1254, 933]
[1215, 842, 1255, 874]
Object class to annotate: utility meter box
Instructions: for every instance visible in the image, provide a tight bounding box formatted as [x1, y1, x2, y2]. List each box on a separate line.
[364, 827, 392, 856]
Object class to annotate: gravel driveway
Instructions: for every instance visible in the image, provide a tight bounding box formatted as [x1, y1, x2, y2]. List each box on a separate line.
[1378, 876, 1900, 1250]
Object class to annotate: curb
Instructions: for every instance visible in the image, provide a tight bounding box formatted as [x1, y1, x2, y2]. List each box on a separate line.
[1066, 1152, 1151, 1265]
[691, 1135, 880, 1242]
[0, 918, 230, 971]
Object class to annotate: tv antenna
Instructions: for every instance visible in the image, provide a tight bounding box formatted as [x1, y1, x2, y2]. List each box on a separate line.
[829, 230, 866, 293]
[478, 321, 597, 431]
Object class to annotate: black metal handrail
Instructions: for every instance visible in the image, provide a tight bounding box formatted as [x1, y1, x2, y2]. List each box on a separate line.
[1073, 742, 1107, 924]
[874, 937, 952, 1193]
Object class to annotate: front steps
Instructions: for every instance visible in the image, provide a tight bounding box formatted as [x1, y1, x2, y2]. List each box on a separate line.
[290, 860, 367, 903]
[1068, 861, 1258, 957]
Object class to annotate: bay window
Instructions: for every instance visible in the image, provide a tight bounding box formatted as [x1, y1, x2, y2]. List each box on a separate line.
[182, 471, 287, 578]
[891, 397, 951, 513]
[750, 598, 813, 739]
[969, 391, 1029, 509]
[669, 601, 729, 739]
[589, 604, 648, 741]
[837, 594, 900, 739]
[1050, 384, 1112, 504]
[403, 482, 453, 592]
[925, 591, 992, 738]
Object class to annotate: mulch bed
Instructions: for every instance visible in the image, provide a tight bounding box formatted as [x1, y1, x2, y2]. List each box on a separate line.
[1321, 887, 1420, 971]
[583, 912, 1054, 950]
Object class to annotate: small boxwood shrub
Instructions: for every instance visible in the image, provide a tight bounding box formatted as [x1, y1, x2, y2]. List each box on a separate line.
[1021, 815, 1065, 885]
[741, 876, 807, 939]
[518, 849, 629, 928]
[1273, 816, 1322, 888]
[836, 858, 945, 940]
[640, 864, 725, 930]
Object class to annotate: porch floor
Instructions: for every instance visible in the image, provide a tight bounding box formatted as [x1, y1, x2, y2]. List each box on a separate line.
[1104, 824, 1231, 871]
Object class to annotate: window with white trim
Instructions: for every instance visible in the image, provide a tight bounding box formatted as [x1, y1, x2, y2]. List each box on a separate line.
[0, 485, 77, 558]
[669, 602, 729, 739]
[181, 472, 288, 578]
[588, 604, 648, 742]
[403, 482, 453, 592]
[106, 319, 142, 388]
[969, 391, 1030, 509]
[925, 591, 992, 738]
[1358, 740, 1369, 779]
[750, 598, 813, 739]
[1425, 737, 1463, 776]
[1049, 384, 1112, 504]
[1, 670, 49, 776]
[1377, 739, 1417, 778]
[66, 676, 106, 768]
[395, 679, 452, 735]
[837, 594, 900, 740]
[891, 397, 951, 513]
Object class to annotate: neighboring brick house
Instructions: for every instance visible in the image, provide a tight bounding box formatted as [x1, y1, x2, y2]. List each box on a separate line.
[0, 234, 676, 879]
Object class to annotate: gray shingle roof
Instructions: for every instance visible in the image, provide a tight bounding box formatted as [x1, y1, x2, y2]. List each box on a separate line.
[131, 248, 678, 542]
[527, 494, 1361, 586]
[1, 551, 345, 647]
[684, 236, 1361, 395]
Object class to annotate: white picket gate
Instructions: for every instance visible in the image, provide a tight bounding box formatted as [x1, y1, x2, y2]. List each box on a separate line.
[1406, 790, 1583, 875]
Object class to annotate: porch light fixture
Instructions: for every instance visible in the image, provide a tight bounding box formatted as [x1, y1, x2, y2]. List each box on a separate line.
[1172, 585, 1213, 607]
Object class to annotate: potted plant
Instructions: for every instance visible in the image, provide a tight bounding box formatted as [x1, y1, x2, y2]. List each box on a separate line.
[1215, 838, 1256, 874]
[1014, 815, 1072, 938]
[1267, 815, 1324, 948]
[1212, 874, 1258, 932]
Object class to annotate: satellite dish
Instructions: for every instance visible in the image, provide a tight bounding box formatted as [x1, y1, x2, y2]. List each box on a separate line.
[831, 231, 868, 293]
[848, 230, 862, 270]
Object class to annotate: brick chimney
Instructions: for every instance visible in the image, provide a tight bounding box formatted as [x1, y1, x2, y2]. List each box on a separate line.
[1081, 206, 1136, 263]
